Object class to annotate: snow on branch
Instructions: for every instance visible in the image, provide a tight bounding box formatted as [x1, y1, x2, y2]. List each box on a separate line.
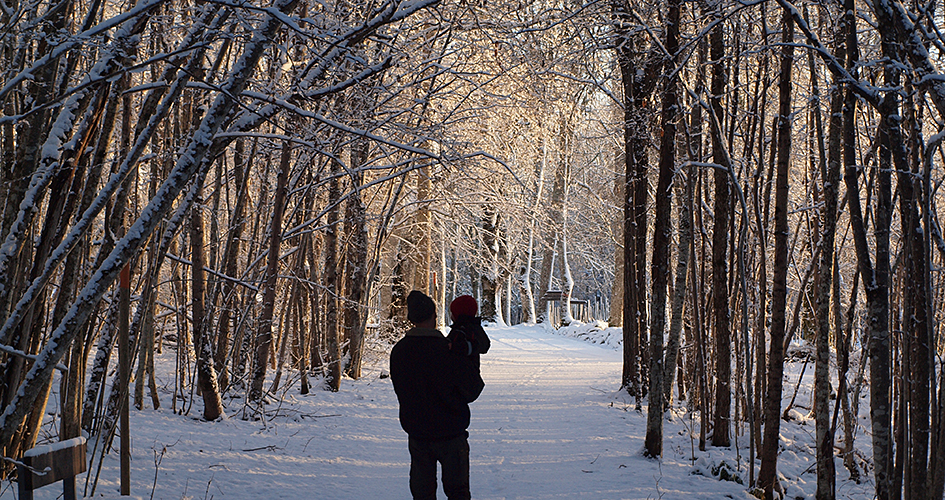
[0, 0, 167, 103]
[0, 0, 301, 453]
[774, 0, 880, 107]
[0, 16, 217, 350]
[0, 343, 69, 372]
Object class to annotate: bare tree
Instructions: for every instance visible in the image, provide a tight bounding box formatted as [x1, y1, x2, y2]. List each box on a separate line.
[191, 181, 224, 420]
[250, 142, 294, 405]
[612, 0, 657, 398]
[758, 10, 794, 499]
[644, 0, 681, 457]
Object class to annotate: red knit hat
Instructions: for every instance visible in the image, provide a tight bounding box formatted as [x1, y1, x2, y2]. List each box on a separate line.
[450, 295, 478, 318]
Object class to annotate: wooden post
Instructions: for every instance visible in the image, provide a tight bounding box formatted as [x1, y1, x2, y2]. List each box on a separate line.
[119, 263, 131, 495]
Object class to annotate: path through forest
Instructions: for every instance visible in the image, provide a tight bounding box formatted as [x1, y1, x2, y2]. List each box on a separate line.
[16, 324, 872, 499]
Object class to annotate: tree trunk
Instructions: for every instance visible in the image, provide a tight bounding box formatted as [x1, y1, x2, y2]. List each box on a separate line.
[852, 59, 894, 500]
[250, 141, 293, 404]
[343, 140, 369, 380]
[561, 214, 575, 326]
[613, 0, 656, 397]
[556, 113, 574, 326]
[481, 204, 501, 322]
[415, 166, 432, 294]
[758, 11, 793, 499]
[690, 213, 709, 452]
[645, 0, 679, 456]
[892, 83, 931, 500]
[708, 3, 731, 448]
[192, 183, 224, 420]
[663, 161, 692, 409]
[324, 156, 343, 392]
[538, 131, 567, 325]
[814, 15, 843, 497]
[840, 0, 864, 484]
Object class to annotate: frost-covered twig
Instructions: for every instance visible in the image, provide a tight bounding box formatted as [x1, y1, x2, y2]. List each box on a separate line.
[0, 343, 69, 372]
[0, 454, 51, 475]
[150, 446, 166, 500]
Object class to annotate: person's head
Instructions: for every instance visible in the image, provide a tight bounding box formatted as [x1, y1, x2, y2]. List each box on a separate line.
[406, 290, 436, 327]
[449, 295, 478, 321]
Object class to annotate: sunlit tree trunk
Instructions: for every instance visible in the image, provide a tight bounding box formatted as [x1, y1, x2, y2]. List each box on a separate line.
[814, 14, 843, 496]
[520, 149, 546, 325]
[343, 140, 369, 379]
[538, 133, 566, 325]
[415, 167, 433, 294]
[191, 181, 224, 420]
[250, 142, 293, 404]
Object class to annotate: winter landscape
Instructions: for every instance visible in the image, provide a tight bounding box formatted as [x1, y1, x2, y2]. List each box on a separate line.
[3, 322, 873, 500]
[3, 0, 945, 498]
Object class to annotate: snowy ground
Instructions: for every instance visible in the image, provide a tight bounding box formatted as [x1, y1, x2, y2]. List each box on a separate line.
[3, 323, 874, 500]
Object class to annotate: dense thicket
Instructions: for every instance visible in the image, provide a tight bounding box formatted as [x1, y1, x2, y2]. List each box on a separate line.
[2, 0, 945, 497]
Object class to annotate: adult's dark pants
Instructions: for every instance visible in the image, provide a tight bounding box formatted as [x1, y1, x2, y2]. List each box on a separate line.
[408, 434, 471, 500]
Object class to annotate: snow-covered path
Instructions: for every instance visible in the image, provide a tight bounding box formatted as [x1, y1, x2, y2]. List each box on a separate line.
[20, 324, 764, 500]
[467, 326, 748, 500]
[470, 326, 635, 498]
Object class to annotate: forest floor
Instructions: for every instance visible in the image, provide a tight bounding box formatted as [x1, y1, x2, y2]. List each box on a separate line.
[5, 323, 875, 499]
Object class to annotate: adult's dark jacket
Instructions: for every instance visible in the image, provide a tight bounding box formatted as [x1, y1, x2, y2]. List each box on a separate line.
[390, 327, 485, 442]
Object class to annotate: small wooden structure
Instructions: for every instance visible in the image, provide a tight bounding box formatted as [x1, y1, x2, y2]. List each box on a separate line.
[541, 290, 590, 327]
[18, 437, 87, 500]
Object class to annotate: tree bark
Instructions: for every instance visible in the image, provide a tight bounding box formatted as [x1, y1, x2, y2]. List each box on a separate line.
[415, 166, 432, 294]
[343, 140, 369, 380]
[324, 156, 343, 392]
[644, 0, 679, 456]
[613, 0, 656, 397]
[250, 141, 294, 404]
[708, 3, 731, 448]
[814, 15, 843, 496]
[892, 82, 931, 500]
[481, 204, 501, 322]
[758, 11, 793, 499]
[538, 129, 568, 325]
[191, 183, 224, 420]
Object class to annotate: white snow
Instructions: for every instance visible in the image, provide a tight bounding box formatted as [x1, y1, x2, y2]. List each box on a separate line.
[13, 324, 875, 500]
[22, 437, 86, 458]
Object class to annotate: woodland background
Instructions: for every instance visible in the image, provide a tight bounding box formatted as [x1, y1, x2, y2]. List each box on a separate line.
[1, 0, 944, 498]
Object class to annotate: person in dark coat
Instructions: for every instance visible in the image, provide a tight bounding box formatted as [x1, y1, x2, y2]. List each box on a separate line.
[390, 290, 485, 500]
[447, 295, 491, 370]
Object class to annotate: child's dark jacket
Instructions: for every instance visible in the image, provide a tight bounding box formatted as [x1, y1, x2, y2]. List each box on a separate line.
[448, 316, 491, 369]
[390, 326, 485, 442]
